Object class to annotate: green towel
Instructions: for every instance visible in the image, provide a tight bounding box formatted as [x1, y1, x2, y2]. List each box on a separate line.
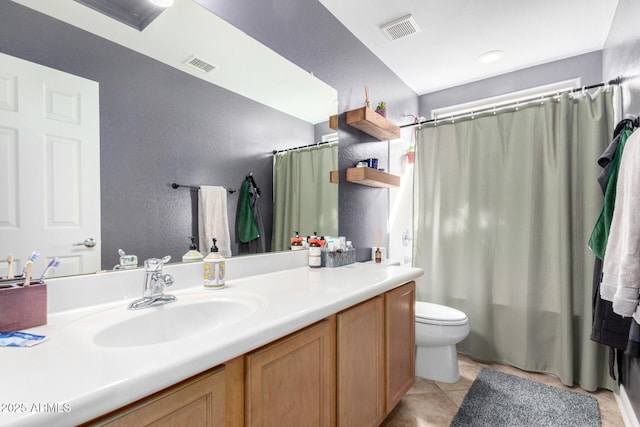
[237, 180, 259, 243]
[589, 125, 632, 260]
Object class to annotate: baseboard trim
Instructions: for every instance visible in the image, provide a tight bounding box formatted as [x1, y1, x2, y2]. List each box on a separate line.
[616, 385, 640, 427]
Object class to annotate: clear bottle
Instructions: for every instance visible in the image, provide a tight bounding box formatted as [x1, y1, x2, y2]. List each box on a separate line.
[182, 237, 204, 262]
[203, 238, 225, 289]
[308, 235, 322, 268]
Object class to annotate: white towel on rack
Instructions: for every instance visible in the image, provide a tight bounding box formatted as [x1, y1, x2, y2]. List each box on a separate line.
[198, 186, 232, 258]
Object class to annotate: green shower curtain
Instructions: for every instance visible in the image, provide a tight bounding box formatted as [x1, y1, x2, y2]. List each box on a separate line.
[272, 144, 338, 252]
[413, 89, 616, 391]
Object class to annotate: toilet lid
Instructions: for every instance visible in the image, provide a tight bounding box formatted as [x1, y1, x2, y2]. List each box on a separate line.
[415, 301, 468, 326]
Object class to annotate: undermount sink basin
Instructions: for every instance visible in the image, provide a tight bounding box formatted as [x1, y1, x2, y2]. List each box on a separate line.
[92, 294, 262, 348]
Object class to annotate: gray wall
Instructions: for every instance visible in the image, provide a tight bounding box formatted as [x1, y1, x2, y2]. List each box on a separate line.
[602, 0, 640, 417]
[196, 0, 419, 261]
[419, 51, 603, 117]
[0, 1, 315, 268]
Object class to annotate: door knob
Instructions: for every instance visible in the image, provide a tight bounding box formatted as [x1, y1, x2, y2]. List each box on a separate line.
[73, 237, 97, 248]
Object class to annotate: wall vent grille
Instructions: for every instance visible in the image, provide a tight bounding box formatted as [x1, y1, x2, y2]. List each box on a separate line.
[380, 15, 421, 41]
[184, 55, 217, 73]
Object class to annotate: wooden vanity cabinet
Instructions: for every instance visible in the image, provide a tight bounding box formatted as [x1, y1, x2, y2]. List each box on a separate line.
[385, 281, 416, 412]
[337, 296, 386, 427]
[245, 317, 336, 427]
[223, 356, 245, 427]
[336, 281, 416, 427]
[84, 281, 415, 427]
[85, 366, 226, 427]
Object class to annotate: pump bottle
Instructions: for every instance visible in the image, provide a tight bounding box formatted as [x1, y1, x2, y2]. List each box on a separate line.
[183, 237, 204, 262]
[204, 238, 225, 289]
[291, 231, 304, 251]
[308, 234, 322, 268]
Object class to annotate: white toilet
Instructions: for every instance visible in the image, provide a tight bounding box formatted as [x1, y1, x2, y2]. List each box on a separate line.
[415, 301, 470, 383]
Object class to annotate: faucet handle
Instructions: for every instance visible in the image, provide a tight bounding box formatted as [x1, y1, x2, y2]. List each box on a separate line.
[144, 256, 172, 272]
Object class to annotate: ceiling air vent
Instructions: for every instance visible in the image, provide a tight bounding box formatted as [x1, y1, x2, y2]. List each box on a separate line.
[184, 55, 217, 73]
[380, 14, 421, 41]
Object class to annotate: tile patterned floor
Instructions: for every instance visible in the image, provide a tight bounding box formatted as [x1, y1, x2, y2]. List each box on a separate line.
[381, 354, 625, 426]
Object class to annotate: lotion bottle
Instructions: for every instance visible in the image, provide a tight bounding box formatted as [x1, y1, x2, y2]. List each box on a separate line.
[308, 235, 322, 268]
[204, 238, 225, 289]
[291, 231, 304, 251]
[183, 237, 204, 263]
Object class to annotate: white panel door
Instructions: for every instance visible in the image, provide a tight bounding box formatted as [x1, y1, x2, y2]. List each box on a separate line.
[0, 52, 100, 280]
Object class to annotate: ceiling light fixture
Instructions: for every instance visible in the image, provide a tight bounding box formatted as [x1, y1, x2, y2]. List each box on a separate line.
[149, 0, 174, 8]
[478, 50, 504, 64]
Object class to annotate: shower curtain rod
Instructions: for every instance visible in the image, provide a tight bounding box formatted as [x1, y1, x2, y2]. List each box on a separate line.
[272, 138, 338, 155]
[400, 77, 622, 129]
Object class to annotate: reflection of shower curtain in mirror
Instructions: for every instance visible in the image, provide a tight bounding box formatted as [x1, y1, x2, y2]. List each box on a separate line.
[272, 144, 339, 252]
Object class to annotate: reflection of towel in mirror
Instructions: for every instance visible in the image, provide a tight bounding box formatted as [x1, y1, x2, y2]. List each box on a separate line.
[237, 180, 260, 244]
[198, 186, 232, 258]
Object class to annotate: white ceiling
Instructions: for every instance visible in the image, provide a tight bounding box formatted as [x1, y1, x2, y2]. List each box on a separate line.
[11, 0, 337, 124]
[319, 0, 620, 95]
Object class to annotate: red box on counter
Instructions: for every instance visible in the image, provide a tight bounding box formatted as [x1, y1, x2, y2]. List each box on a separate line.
[0, 283, 47, 332]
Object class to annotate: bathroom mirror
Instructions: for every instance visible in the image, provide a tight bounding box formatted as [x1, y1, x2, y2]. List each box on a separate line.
[0, 0, 338, 277]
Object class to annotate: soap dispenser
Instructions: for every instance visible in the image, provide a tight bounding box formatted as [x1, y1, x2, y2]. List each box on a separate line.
[183, 237, 204, 263]
[290, 231, 304, 251]
[308, 233, 322, 268]
[204, 238, 225, 289]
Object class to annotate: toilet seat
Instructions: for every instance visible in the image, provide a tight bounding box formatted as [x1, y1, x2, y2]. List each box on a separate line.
[415, 301, 468, 326]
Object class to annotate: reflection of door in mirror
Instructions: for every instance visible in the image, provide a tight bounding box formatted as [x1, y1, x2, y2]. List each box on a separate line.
[0, 52, 100, 279]
[272, 143, 339, 252]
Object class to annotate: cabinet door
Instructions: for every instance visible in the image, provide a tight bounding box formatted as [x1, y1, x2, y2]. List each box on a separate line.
[91, 367, 225, 427]
[385, 281, 416, 412]
[337, 296, 385, 427]
[246, 318, 336, 427]
[224, 356, 245, 427]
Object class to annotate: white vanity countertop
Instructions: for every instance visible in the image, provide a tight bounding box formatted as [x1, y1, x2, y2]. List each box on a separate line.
[0, 260, 423, 426]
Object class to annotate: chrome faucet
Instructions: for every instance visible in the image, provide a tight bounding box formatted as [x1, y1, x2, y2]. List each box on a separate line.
[113, 249, 138, 270]
[128, 256, 176, 310]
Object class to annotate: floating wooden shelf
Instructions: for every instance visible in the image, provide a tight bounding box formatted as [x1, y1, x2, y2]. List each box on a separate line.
[345, 107, 400, 141]
[345, 167, 400, 188]
[329, 114, 338, 130]
[330, 170, 339, 184]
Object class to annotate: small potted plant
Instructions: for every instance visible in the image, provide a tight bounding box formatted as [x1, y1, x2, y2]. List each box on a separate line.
[406, 145, 415, 164]
[375, 101, 387, 117]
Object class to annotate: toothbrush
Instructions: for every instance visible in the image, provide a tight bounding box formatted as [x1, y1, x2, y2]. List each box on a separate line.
[6, 253, 13, 279]
[23, 261, 33, 287]
[20, 251, 39, 277]
[39, 258, 61, 284]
